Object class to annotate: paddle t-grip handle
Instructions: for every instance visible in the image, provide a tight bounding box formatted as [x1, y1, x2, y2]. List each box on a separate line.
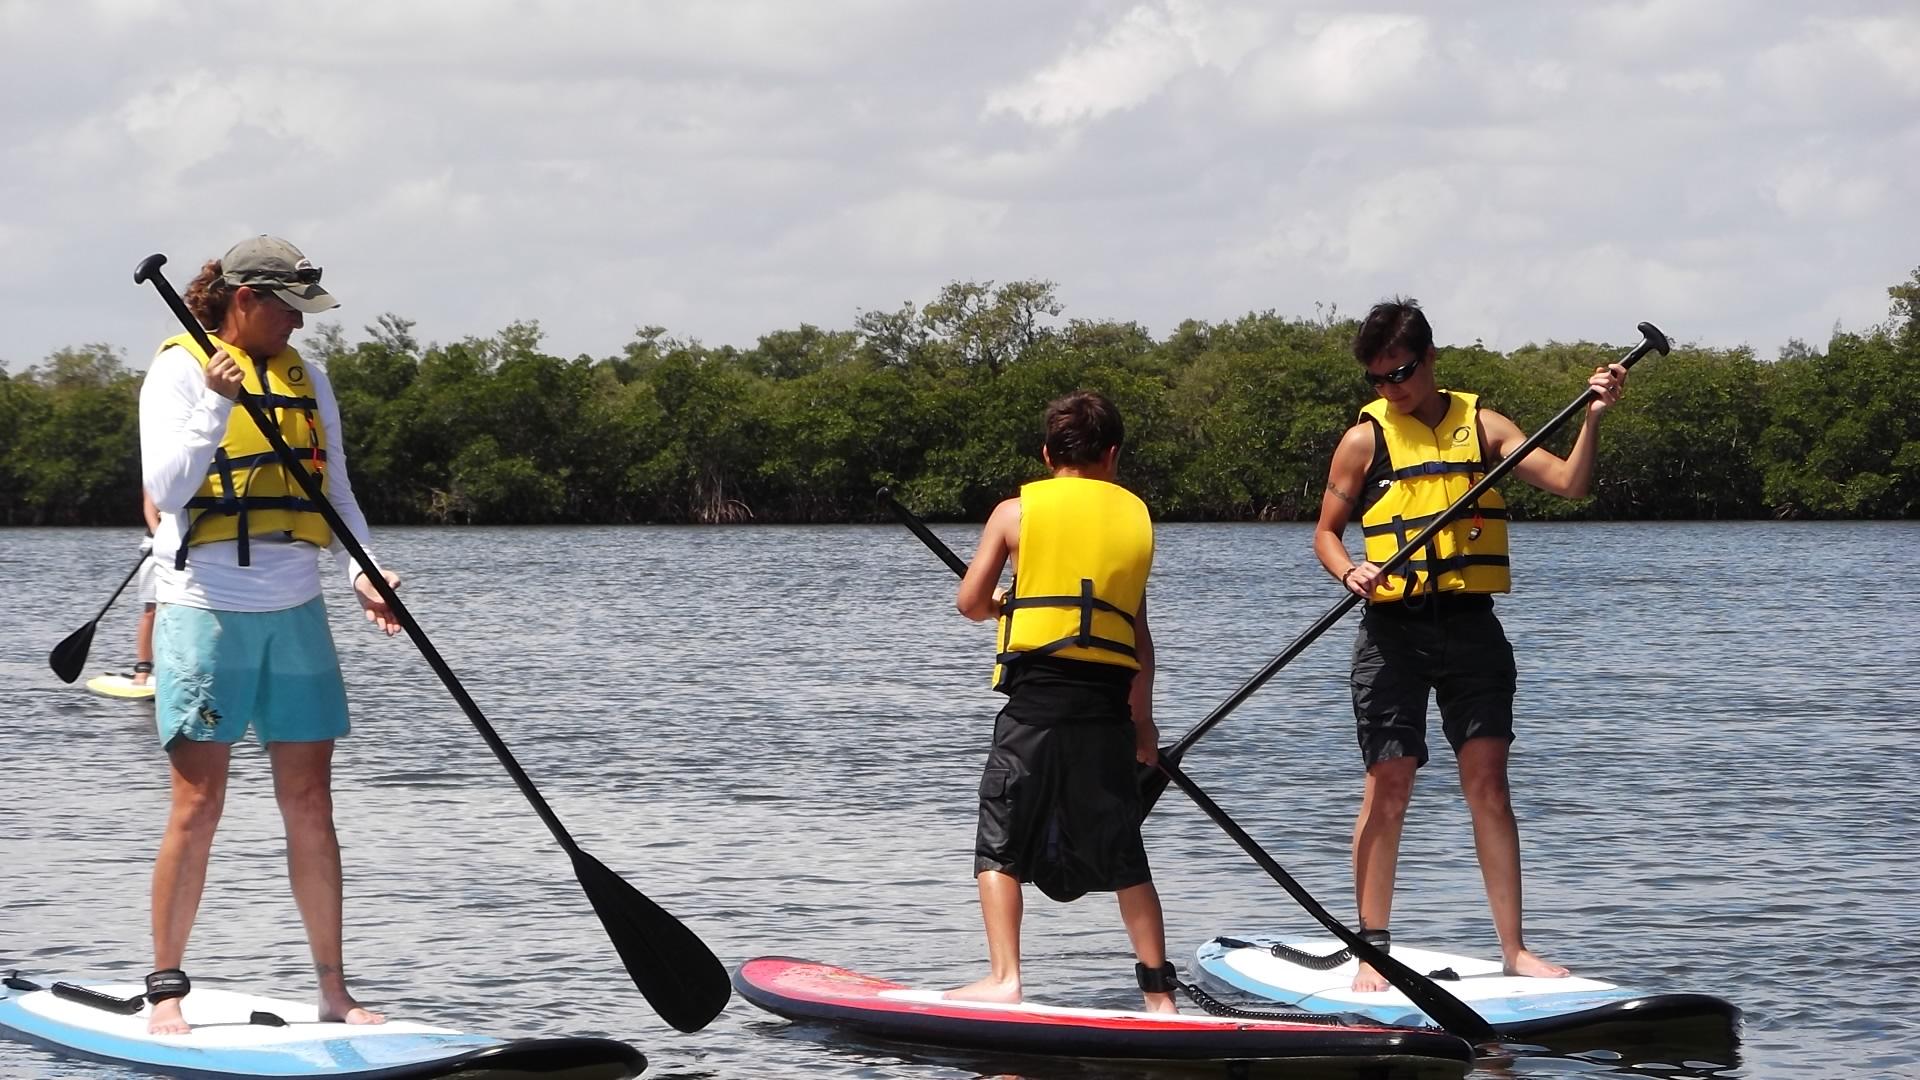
[1630, 321, 1670, 364]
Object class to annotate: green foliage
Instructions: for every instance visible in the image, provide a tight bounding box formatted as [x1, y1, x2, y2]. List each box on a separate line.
[1756, 322, 1918, 517]
[6, 270, 1915, 525]
[1, 345, 142, 525]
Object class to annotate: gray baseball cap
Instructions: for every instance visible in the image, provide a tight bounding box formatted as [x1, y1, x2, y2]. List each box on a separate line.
[219, 235, 339, 313]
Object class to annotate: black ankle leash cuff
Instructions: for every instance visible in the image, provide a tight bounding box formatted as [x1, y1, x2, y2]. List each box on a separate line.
[145, 969, 190, 1005]
[1135, 960, 1179, 995]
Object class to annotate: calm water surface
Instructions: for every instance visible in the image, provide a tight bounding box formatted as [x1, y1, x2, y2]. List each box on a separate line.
[2, 522, 1915, 1079]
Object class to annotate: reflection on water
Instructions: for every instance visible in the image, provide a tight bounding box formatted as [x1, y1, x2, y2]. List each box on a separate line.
[1, 522, 1916, 1079]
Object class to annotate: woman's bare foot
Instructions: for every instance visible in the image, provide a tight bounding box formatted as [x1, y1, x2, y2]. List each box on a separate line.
[319, 991, 386, 1025]
[147, 997, 190, 1035]
[944, 975, 1021, 1004]
[1351, 961, 1392, 992]
[1505, 949, 1569, 979]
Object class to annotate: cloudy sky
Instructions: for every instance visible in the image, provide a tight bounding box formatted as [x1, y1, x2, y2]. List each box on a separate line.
[3, 0, 1916, 370]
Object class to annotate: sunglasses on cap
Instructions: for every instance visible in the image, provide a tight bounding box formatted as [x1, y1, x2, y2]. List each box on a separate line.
[256, 265, 323, 285]
[1365, 354, 1423, 387]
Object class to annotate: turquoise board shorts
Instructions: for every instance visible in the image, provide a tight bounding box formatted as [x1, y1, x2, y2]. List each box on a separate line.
[153, 597, 351, 750]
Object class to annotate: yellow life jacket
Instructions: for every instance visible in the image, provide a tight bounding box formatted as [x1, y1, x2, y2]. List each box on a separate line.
[993, 476, 1153, 688]
[1356, 390, 1510, 602]
[164, 332, 331, 568]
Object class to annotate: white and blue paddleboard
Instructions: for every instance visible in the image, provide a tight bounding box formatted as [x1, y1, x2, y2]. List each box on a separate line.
[0, 974, 644, 1079]
[1194, 936, 1738, 1044]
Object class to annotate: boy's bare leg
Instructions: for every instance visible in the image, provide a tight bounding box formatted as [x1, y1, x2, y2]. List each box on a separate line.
[1116, 880, 1176, 1012]
[946, 870, 1024, 1003]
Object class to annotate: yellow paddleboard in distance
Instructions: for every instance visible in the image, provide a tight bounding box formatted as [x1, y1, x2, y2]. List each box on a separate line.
[85, 673, 155, 700]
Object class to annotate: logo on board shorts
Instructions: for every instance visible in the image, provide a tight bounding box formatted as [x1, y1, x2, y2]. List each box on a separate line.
[1451, 425, 1472, 445]
[286, 365, 306, 384]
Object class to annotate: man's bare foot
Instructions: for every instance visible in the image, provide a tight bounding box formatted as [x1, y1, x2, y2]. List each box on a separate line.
[1351, 961, 1391, 993]
[1505, 950, 1569, 979]
[944, 975, 1021, 1004]
[147, 997, 189, 1035]
[1140, 990, 1177, 1014]
[319, 992, 387, 1025]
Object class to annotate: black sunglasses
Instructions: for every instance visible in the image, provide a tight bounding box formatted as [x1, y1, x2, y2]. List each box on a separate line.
[1365, 355, 1423, 387]
[241, 265, 322, 287]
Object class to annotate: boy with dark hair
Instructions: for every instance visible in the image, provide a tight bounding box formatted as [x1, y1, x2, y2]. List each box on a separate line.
[948, 390, 1176, 1013]
[1314, 297, 1626, 992]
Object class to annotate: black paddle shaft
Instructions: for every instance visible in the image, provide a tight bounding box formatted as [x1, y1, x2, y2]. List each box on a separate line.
[878, 488, 969, 576]
[1160, 322, 1670, 766]
[133, 254, 729, 1032]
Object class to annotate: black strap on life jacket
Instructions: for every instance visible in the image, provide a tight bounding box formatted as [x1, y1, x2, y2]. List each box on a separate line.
[995, 577, 1138, 669]
[175, 450, 328, 570]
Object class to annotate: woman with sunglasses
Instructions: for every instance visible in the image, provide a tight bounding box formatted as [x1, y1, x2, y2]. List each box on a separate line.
[138, 235, 403, 1035]
[1312, 297, 1625, 994]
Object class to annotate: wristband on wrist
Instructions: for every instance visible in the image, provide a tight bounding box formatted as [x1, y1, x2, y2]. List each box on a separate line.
[1341, 566, 1359, 587]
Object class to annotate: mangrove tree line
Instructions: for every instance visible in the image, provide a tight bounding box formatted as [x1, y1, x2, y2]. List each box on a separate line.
[2, 271, 1916, 527]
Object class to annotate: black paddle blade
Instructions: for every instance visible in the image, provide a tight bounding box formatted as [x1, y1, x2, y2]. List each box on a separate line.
[570, 846, 730, 1033]
[48, 622, 96, 684]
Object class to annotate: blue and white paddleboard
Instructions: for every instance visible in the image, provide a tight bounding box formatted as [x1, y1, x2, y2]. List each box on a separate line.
[1194, 936, 1738, 1043]
[0, 974, 645, 1079]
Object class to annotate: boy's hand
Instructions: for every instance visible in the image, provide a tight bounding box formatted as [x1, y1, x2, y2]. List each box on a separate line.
[1134, 719, 1159, 766]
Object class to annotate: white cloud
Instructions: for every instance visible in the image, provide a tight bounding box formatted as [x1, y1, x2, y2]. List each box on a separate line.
[118, 71, 243, 175]
[1235, 13, 1431, 120]
[986, 0, 1271, 127]
[1770, 162, 1889, 221]
[0, 0, 1915, 370]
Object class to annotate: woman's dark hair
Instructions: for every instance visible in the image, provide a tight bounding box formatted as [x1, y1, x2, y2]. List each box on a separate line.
[1042, 390, 1125, 466]
[183, 258, 236, 331]
[1352, 296, 1433, 363]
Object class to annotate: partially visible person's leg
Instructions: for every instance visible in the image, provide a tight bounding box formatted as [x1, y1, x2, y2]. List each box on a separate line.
[133, 603, 157, 685]
[132, 558, 157, 685]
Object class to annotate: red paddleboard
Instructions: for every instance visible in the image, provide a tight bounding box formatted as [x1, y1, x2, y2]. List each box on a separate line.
[733, 957, 1475, 1068]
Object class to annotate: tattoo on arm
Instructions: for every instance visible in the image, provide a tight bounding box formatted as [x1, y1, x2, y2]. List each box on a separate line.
[314, 963, 340, 979]
[1327, 483, 1355, 504]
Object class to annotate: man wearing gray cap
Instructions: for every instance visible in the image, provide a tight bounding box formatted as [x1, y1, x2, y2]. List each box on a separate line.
[138, 235, 402, 1035]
